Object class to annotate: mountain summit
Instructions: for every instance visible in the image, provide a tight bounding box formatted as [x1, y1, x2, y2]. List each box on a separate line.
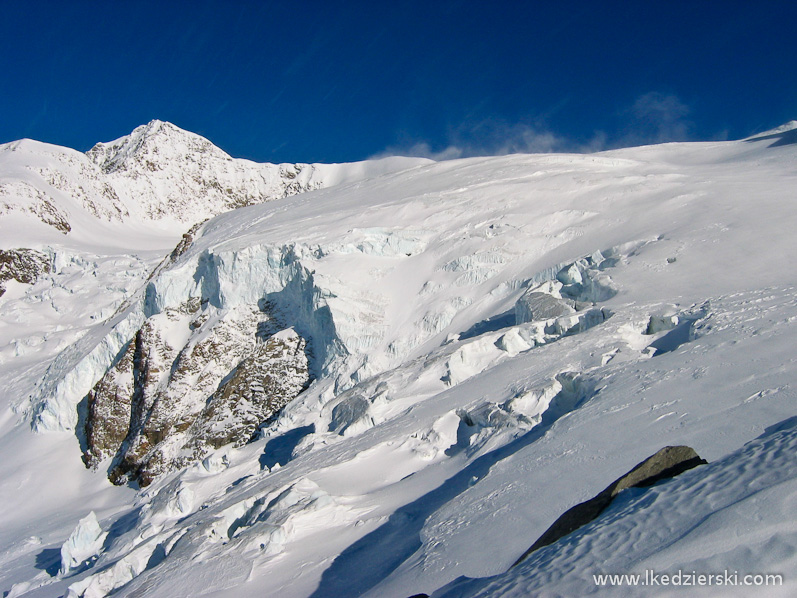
[86, 119, 230, 174]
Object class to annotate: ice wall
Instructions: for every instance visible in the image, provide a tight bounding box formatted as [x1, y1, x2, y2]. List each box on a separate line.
[30, 242, 349, 432]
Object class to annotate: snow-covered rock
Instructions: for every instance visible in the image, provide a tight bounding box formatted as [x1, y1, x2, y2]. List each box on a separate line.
[0, 248, 50, 296]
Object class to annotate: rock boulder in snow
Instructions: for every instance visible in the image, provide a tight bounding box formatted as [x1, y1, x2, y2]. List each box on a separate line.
[513, 445, 707, 565]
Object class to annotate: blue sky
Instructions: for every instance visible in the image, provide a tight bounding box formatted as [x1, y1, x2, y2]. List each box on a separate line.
[2, 1, 796, 163]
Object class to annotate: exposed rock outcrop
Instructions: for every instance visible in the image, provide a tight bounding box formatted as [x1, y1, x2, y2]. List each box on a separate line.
[83, 302, 312, 486]
[0, 180, 72, 234]
[183, 328, 311, 453]
[83, 339, 136, 467]
[513, 445, 707, 566]
[0, 248, 51, 296]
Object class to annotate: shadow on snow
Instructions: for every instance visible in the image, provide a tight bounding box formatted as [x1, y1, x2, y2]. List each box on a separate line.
[308, 387, 596, 598]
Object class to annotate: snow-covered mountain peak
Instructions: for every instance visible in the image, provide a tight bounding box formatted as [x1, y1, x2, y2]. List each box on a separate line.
[86, 119, 231, 175]
[2, 120, 411, 249]
[79, 120, 345, 225]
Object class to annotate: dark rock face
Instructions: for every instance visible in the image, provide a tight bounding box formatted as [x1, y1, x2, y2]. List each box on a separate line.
[185, 331, 312, 452]
[513, 445, 707, 566]
[0, 248, 51, 297]
[83, 303, 312, 486]
[83, 340, 136, 468]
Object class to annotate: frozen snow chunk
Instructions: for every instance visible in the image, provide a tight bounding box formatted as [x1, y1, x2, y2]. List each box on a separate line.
[201, 452, 230, 474]
[600, 348, 619, 365]
[65, 535, 163, 598]
[426, 411, 462, 454]
[515, 290, 575, 325]
[645, 314, 680, 335]
[329, 394, 373, 436]
[60, 511, 107, 576]
[405, 411, 461, 459]
[452, 399, 543, 455]
[550, 307, 611, 336]
[443, 336, 502, 386]
[462, 402, 517, 429]
[572, 271, 618, 302]
[495, 328, 533, 356]
[556, 262, 584, 285]
[171, 486, 194, 516]
[505, 380, 564, 423]
[557, 269, 617, 303]
[588, 249, 607, 268]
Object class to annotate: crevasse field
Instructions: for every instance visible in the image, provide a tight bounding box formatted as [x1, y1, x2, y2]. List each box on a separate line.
[1, 121, 796, 597]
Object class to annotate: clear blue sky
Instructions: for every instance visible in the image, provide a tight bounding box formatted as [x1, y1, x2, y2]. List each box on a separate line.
[2, 1, 796, 163]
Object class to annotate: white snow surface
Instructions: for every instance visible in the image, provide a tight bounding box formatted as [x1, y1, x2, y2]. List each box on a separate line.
[1, 124, 797, 597]
[59, 512, 107, 577]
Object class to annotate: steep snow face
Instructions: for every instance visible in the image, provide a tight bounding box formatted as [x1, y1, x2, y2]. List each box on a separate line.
[3, 128, 797, 598]
[84, 120, 328, 224]
[0, 120, 430, 246]
[0, 122, 430, 437]
[25, 133, 797, 438]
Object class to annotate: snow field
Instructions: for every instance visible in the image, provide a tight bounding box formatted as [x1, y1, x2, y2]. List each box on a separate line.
[2, 124, 797, 597]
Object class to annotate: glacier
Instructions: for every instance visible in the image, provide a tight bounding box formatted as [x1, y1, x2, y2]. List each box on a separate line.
[1, 121, 797, 597]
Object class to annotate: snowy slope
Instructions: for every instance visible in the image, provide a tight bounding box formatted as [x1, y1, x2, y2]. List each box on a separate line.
[435, 416, 797, 598]
[0, 122, 429, 434]
[1, 126, 797, 598]
[0, 119, 429, 246]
